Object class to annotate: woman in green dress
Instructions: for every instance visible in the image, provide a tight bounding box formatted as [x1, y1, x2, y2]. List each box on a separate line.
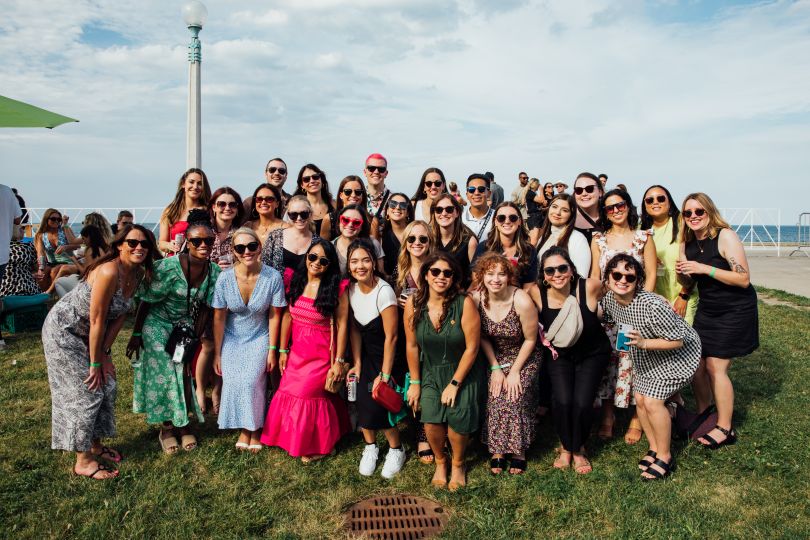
[404, 252, 483, 491]
[640, 185, 698, 323]
[126, 210, 221, 453]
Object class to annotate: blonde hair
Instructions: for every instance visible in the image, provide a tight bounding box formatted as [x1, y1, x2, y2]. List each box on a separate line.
[680, 192, 729, 244]
[34, 208, 62, 252]
[83, 212, 113, 245]
[231, 227, 261, 264]
[395, 220, 433, 294]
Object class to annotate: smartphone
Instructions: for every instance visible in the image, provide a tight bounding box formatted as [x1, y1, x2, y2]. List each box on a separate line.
[616, 323, 633, 352]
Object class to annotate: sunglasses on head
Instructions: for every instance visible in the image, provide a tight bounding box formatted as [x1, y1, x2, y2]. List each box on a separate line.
[188, 237, 215, 247]
[496, 214, 520, 223]
[604, 201, 628, 214]
[610, 271, 637, 283]
[266, 166, 287, 175]
[366, 165, 387, 173]
[424, 180, 443, 188]
[543, 263, 570, 276]
[255, 195, 277, 204]
[340, 216, 363, 228]
[288, 210, 311, 222]
[428, 268, 454, 278]
[387, 200, 409, 210]
[682, 208, 706, 218]
[302, 173, 322, 184]
[215, 201, 239, 210]
[645, 195, 667, 205]
[124, 239, 150, 249]
[233, 241, 259, 254]
[307, 252, 330, 266]
[574, 185, 597, 195]
[407, 235, 429, 244]
[433, 205, 454, 215]
[342, 188, 364, 197]
[467, 185, 488, 194]
[48, 216, 62, 222]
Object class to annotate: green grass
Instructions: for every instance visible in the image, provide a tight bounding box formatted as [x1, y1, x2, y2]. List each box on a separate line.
[1, 299, 809, 539]
[755, 285, 810, 308]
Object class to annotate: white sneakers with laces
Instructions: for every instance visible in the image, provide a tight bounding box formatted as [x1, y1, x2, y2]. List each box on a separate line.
[358, 444, 379, 476]
[380, 447, 406, 479]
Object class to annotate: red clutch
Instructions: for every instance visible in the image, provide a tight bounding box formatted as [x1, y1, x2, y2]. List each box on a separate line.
[372, 378, 403, 413]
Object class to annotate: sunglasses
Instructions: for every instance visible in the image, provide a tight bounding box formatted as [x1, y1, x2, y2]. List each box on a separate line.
[288, 211, 311, 222]
[645, 195, 667, 205]
[433, 205, 455, 215]
[387, 200, 409, 210]
[496, 214, 520, 223]
[188, 237, 215, 247]
[574, 185, 597, 195]
[307, 253, 330, 266]
[366, 165, 387, 173]
[340, 216, 364, 228]
[48, 216, 62, 223]
[519, 176, 529, 181]
[215, 201, 239, 209]
[407, 235, 429, 244]
[302, 174, 322, 184]
[682, 208, 706, 218]
[604, 201, 628, 214]
[543, 263, 570, 276]
[119, 221, 134, 227]
[428, 268, 454, 278]
[255, 195, 277, 204]
[342, 188, 364, 197]
[266, 166, 287, 175]
[610, 271, 637, 283]
[467, 186, 488, 194]
[233, 241, 260, 254]
[424, 180, 443, 188]
[124, 239, 150, 249]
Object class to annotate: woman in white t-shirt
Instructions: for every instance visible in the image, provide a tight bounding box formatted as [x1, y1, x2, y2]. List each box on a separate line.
[332, 205, 385, 275]
[346, 239, 406, 479]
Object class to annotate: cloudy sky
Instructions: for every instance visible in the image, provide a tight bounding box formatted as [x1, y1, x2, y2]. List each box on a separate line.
[2, 0, 809, 223]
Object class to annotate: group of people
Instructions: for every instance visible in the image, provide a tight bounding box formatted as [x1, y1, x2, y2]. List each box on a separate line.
[37, 158, 759, 488]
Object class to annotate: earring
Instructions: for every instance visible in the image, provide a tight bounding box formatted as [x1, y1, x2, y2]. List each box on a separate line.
[542, 279, 549, 287]
[570, 275, 574, 282]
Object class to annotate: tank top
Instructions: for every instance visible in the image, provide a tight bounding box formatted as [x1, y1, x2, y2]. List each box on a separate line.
[684, 233, 756, 312]
[539, 279, 609, 355]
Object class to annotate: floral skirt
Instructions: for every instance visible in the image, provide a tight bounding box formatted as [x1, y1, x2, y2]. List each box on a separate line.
[595, 323, 635, 408]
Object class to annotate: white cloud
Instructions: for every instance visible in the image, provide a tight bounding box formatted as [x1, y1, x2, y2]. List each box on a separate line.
[229, 9, 289, 27]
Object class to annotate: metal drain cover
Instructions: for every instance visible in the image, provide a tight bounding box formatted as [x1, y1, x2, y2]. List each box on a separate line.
[344, 494, 448, 539]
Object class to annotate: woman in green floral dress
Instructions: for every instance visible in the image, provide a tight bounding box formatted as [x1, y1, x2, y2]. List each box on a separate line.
[127, 211, 220, 453]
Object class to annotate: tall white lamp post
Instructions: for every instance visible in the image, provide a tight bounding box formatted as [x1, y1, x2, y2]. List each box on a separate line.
[182, 1, 207, 169]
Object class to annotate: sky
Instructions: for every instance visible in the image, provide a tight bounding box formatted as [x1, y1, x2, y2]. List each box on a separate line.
[2, 0, 809, 224]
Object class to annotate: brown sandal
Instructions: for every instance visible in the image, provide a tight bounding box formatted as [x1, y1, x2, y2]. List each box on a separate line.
[448, 460, 467, 492]
[431, 458, 449, 488]
[624, 417, 643, 445]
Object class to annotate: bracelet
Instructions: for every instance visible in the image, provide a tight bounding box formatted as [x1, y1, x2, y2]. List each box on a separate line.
[279, 348, 289, 354]
[89, 362, 102, 368]
[335, 357, 348, 364]
[709, 266, 717, 279]
[489, 365, 502, 371]
[268, 345, 278, 351]
[380, 372, 390, 382]
[410, 379, 421, 385]
[132, 331, 142, 337]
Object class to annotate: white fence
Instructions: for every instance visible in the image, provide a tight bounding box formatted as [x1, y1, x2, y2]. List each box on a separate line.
[790, 212, 810, 257]
[21, 207, 164, 234]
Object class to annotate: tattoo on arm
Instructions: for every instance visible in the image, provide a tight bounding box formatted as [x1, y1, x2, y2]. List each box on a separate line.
[728, 256, 748, 275]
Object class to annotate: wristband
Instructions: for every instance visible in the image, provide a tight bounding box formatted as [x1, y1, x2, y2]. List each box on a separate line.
[410, 379, 421, 385]
[132, 332, 142, 337]
[380, 372, 391, 382]
[279, 348, 289, 354]
[489, 365, 502, 371]
[678, 292, 690, 300]
[709, 266, 717, 279]
[90, 362, 102, 368]
[336, 357, 348, 364]
[268, 345, 278, 351]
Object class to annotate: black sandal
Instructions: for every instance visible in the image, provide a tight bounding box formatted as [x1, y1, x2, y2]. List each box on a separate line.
[490, 457, 508, 475]
[641, 457, 676, 481]
[638, 450, 657, 470]
[73, 462, 118, 480]
[418, 448, 435, 464]
[509, 458, 528, 475]
[699, 425, 737, 450]
[95, 446, 123, 463]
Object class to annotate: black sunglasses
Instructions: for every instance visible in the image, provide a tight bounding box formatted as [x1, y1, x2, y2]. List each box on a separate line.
[496, 214, 520, 223]
[215, 201, 239, 209]
[255, 195, 277, 204]
[428, 268, 454, 278]
[233, 241, 260, 254]
[188, 237, 215, 247]
[682, 208, 706, 218]
[467, 186, 488, 194]
[124, 239, 150, 249]
[307, 253, 330, 266]
[266, 166, 287, 175]
[604, 201, 628, 214]
[424, 180, 443, 188]
[574, 185, 597, 195]
[288, 211, 311, 222]
[543, 263, 570, 276]
[387, 200, 409, 210]
[302, 174, 322, 183]
[342, 188, 364, 197]
[366, 165, 387, 173]
[433, 205, 455, 215]
[610, 271, 637, 283]
[645, 195, 667, 205]
[407, 235, 429, 244]
[48, 216, 62, 222]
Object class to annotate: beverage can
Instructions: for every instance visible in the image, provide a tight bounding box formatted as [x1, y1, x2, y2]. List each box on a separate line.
[347, 374, 358, 402]
[174, 233, 185, 252]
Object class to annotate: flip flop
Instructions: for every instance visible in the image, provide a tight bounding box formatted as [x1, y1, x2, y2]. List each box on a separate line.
[94, 446, 123, 463]
[73, 462, 119, 480]
[418, 448, 435, 464]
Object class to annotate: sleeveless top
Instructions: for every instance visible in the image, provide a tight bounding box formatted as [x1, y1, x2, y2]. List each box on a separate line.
[684, 233, 757, 313]
[594, 229, 651, 278]
[539, 279, 610, 355]
[416, 294, 468, 366]
[478, 291, 526, 364]
[437, 234, 473, 287]
[381, 227, 401, 278]
[41, 227, 70, 264]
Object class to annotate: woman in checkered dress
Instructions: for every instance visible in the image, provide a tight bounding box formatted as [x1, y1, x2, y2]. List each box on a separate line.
[601, 253, 701, 480]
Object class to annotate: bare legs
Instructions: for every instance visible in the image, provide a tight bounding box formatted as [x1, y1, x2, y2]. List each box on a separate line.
[425, 423, 469, 490]
[73, 439, 119, 479]
[195, 339, 214, 414]
[362, 427, 401, 449]
[634, 393, 672, 478]
[698, 356, 735, 445]
[691, 358, 714, 414]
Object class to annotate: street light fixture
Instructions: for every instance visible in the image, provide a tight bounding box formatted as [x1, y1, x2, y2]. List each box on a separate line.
[183, 1, 207, 169]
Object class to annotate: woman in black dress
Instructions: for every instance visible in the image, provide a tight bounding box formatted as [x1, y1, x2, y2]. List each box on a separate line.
[430, 193, 477, 288]
[676, 192, 758, 449]
[379, 193, 413, 279]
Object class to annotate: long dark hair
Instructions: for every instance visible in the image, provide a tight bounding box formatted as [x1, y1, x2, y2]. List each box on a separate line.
[411, 252, 463, 329]
[536, 193, 577, 250]
[162, 168, 212, 226]
[81, 224, 161, 283]
[604, 253, 645, 297]
[484, 201, 534, 279]
[538, 246, 578, 290]
[640, 185, 679, 244]
[411, 167, 447, 202]
[429, 193, 472, 253]
[346, 238, 381, 282]
[337, 204, 372, 238]
[381, 192, 414, 236]
[79, 225, 109, 258]
[335, 175, 368, 212]
[249, 183, 283, 220]
[288, 239, 342, 317]
[209, 186, 245, 229]
[294, 163, 334, 209]
[599, 189, 639, 232]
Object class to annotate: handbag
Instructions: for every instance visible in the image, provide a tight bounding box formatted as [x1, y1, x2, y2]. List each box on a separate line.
[164, 256, 210, 365]
[544, 295, 583, 348]
[672, 403, 718, 440]
[324, 316, 345, 394]
[372, 377, 404, 413]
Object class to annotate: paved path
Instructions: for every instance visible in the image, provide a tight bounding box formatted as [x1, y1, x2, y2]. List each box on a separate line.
[746, 249, 810, 298]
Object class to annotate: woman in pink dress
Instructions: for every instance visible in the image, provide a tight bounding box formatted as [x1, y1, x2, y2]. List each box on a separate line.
[260, 239, 350, 462]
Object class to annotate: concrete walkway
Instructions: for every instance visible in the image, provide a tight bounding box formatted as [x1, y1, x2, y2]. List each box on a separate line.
[746, 249, 810, 298]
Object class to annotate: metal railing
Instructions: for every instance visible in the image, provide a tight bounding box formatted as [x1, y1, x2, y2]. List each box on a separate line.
[20, 207, 164, 237]
[719, 208, 782, 256]
[790, 212, 810, 257]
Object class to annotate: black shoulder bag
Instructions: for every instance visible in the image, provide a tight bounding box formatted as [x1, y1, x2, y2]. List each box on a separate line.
[165, 257, 211, 365]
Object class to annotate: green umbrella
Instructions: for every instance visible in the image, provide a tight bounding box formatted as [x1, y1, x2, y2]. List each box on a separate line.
[0, 95, 78, 128]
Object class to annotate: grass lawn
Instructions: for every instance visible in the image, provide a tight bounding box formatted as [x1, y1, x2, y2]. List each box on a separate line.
[1, 296, 809, 539]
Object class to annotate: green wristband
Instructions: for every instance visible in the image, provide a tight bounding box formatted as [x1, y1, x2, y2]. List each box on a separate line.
[132, 332, 142, 337]
[410, 379, 421, 385]
[380, 372, 391, 382]
[709, 266, 717, 279]
[268, 345, 278, 351]
[490, 365, 502, 371]
[279, 348, 290, 354]
[90, 362, 102, 368]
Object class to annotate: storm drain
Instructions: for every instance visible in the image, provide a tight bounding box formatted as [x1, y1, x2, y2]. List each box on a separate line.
[344, 494, 448, 539]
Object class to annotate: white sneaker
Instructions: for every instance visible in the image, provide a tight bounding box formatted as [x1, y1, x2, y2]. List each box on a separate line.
[358, 444, 379, 476]
[0, 339, 6, 351]
[380, 447, 406, 479]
